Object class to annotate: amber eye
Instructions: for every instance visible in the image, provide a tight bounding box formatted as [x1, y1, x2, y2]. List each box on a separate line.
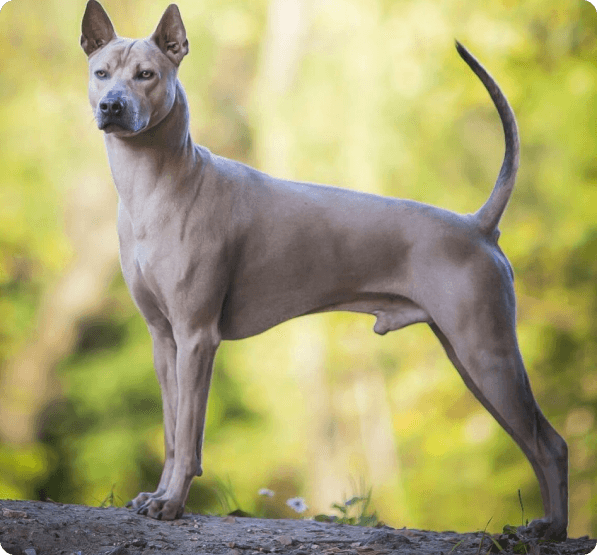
[138, 70, 154, 80]
[95, 69, 108, 79]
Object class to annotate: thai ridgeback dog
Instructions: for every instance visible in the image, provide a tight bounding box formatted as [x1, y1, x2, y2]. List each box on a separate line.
[81, 0, 568, 539]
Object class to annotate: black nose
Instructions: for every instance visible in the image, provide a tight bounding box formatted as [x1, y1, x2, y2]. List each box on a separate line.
[99, 97, 125, 116]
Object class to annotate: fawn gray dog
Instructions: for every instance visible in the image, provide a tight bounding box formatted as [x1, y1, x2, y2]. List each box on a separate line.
[81, 0, 568, 539]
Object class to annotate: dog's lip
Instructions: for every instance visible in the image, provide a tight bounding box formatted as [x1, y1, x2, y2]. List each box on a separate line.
[98, 118, 148, 136]
[100, 122, 128, 133]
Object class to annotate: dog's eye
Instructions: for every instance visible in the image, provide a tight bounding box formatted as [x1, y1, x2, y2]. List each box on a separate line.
[95, 69, 108, 79]
[139, 70, 155, 80]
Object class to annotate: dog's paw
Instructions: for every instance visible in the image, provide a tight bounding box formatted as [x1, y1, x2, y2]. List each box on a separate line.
[137, 497, 184, 520]
[519, 518, 567, 542]
[126, 489, 163, 510]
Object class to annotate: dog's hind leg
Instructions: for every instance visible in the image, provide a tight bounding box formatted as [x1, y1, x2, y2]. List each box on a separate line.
[127, 322, 178, 510]
[429, 316, 568, 541]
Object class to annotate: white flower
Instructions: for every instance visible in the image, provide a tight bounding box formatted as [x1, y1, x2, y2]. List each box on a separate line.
[286, 497, 308, 513]
[258, 488, 275, 497]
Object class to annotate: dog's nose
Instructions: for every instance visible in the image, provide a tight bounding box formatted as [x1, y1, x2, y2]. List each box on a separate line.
[99, 98, 126, 116]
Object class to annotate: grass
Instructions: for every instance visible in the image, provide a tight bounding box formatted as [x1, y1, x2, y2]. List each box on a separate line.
[313, 487, 380, 527]
[98, 483, 122, 508]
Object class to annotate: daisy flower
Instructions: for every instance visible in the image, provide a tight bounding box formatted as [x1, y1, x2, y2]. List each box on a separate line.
[286, 497, 308, 514]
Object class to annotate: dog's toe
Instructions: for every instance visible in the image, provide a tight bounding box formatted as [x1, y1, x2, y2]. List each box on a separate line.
[141, 499, 183, 520]
[136, 499, 151, 516]
[128, 490, 156, 509]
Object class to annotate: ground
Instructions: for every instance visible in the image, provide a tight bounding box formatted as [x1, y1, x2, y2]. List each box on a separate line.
[0, 500, 594, 555]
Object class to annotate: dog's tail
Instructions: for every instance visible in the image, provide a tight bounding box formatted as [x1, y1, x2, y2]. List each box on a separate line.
[455, 41, 520, 237]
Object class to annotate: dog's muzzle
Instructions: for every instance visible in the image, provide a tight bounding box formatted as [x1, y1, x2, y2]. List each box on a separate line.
[96, 90, 144, 133]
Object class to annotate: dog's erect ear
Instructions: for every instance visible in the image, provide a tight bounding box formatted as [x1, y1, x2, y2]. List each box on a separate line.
[81, 0, 117, 57]
[151, 4, 189, 66]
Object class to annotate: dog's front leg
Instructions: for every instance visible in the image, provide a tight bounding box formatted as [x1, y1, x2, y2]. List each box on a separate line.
[138, 326, 219, 520]
[128, 323, 178, 510]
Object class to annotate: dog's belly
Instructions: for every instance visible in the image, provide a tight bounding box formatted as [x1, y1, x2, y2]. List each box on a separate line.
[219, 287, 430, 340]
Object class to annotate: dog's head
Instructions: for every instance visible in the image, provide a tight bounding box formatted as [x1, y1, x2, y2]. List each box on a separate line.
[81, 0, 188, 137]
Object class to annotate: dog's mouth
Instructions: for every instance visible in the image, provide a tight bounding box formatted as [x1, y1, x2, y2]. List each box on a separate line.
[98, 118, 147, 137]
[96, 105, 147, 136]
[100, 122, 127, 133]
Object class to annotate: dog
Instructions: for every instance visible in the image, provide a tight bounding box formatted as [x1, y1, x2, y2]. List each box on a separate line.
[81, 0, 568, 539]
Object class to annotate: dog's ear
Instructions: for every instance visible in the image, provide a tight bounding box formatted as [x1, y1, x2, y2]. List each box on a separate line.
[151, 4, 189, 66]
[81, 0, 117, 57]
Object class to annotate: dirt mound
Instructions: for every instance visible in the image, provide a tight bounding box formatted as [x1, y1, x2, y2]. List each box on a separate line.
[0, 499, 594, 555]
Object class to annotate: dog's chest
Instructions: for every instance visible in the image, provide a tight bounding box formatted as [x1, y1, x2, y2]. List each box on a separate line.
[129, 238, 177, 301]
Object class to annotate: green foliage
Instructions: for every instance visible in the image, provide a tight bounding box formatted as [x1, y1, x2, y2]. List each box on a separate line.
[99, 484, 120, 509]
[448, 539, 465, 554]
[212, 476, 245, 516]
[314, 492, 380, 527]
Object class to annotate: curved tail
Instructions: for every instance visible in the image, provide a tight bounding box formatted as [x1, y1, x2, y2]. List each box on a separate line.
[455, 41, 520, 236]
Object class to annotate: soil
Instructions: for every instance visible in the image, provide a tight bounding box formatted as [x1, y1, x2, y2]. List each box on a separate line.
[0, 500, 594, 555]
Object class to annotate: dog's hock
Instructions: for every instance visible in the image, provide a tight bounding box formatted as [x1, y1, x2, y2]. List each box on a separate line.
[80, 0, 117, 57]
[151, 4, 189, 66]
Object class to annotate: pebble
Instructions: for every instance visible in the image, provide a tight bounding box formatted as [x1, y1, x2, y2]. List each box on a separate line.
[24, 549, 37, 555]
[278, 535, 293, 546]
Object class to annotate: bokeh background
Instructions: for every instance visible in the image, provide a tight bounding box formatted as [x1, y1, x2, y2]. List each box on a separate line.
[1, 0, 596, 538]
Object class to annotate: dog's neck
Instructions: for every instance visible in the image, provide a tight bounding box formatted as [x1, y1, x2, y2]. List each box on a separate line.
[103, 81, 201, 223]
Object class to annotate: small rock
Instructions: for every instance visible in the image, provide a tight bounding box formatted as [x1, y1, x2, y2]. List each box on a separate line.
[366, 530, 412, 549]
[131, 539, 147, 548]
[106, 547, 129, 555]
[2, 508, 28, 519]
[278, 535, 293, 546]
[222, 516, 236, 524]
[24, 549, 37, 555]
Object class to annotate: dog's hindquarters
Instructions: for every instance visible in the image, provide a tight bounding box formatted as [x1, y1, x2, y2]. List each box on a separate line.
[425, 249, 568, 540]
